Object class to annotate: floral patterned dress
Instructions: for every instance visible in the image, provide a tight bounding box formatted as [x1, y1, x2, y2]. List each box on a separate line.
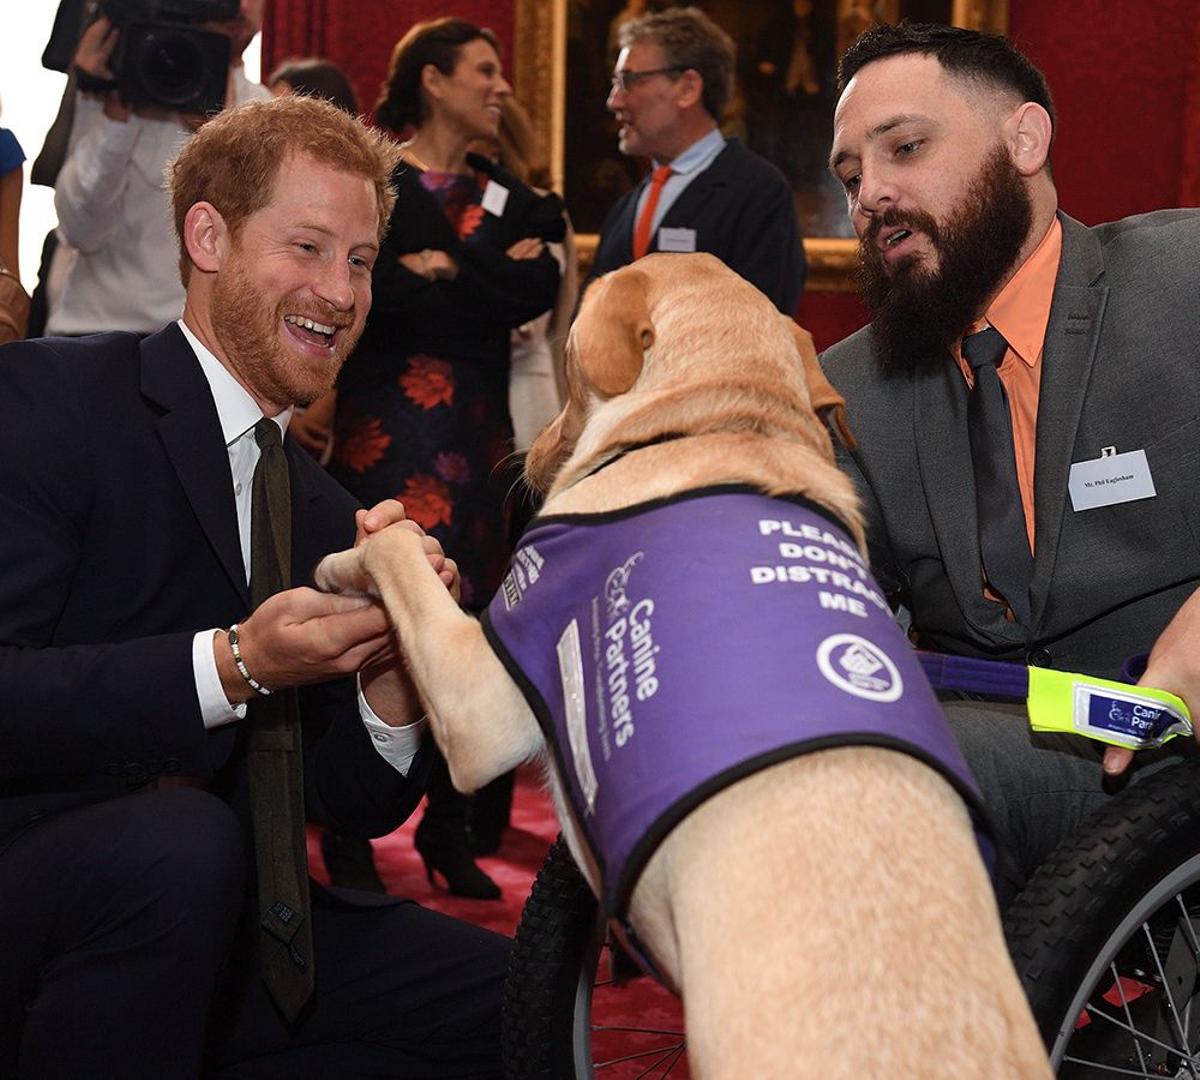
[330, 165, 560, 610]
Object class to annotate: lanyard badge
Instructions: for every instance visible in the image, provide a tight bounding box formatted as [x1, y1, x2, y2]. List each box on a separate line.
[1027, 668, 1193, 750]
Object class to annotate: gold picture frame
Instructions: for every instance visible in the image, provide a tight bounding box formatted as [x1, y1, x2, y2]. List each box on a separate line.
[513, 0, 1008, 291]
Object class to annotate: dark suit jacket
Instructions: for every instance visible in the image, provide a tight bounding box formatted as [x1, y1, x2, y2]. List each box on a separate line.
[589, 138, 806, 315]
[351, 156, 563, 374]
[821, 210, 1200, 679]
[0, 324, 430, 849]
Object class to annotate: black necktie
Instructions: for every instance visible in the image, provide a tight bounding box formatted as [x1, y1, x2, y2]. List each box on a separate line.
[963, 327, 1033, 625]
[246, 418, 314, 1022]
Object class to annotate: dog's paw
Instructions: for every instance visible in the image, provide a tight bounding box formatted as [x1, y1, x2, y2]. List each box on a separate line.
[312, 548, 379, 599]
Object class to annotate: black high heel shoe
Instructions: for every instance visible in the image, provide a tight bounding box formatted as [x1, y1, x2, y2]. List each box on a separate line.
[414, 819, 502, 900]
[468, 770, 515, 856]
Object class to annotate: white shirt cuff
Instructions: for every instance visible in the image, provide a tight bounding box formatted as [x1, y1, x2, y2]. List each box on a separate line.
[359, 677, 425, 776]
[192, 629, 246, 730]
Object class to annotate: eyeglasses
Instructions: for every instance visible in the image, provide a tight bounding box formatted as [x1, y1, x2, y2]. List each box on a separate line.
[609, 66, 686, 92]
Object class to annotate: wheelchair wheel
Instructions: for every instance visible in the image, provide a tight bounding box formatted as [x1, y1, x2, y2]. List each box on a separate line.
[1003, 757, 1200, 1076]
[501, 835, 687, 1078]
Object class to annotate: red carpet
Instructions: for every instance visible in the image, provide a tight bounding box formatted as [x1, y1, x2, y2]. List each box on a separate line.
[308, 765, 689, 1077]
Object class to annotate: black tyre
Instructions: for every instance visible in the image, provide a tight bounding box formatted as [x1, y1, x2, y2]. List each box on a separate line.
[502, 835, 602, 1078]
[501, 835, 687, 1078]
[1003, 757, 1200, 1075]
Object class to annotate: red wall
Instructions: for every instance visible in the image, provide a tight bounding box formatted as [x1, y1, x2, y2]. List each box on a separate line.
[1009, 0, 1200, 226]
[264, 1, 513, 126]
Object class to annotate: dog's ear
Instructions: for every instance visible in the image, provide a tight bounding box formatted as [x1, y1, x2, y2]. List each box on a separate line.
[575, 268, 655, 397]
[525, 399, 584, 494]
[787, 319, 857, 451]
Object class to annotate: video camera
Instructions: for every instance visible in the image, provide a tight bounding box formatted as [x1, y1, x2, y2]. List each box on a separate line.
[44, 0, 239, 116]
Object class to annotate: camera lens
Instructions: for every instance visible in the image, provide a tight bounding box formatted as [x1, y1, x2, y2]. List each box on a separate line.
[136, 29, 207, 107]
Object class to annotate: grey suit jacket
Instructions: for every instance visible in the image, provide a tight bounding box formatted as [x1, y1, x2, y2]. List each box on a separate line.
[821, 210, 1200, 679]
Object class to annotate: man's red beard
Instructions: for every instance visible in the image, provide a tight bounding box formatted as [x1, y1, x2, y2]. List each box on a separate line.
[855, 144, 1034, 377]
[211, 255, 362, 410]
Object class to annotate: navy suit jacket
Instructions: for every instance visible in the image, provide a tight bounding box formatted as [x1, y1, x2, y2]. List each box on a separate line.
[0, 324, 430, 848]
[589, 138, 806, 314]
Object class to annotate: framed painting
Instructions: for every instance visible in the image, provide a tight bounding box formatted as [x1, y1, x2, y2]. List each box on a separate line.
[513, 0, 1008, 290]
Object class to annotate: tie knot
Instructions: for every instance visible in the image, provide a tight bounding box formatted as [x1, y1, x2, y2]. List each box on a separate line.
[650, 164, 673, 187]
[255, 417, 283, 451]
[962, 326, 1008, 373]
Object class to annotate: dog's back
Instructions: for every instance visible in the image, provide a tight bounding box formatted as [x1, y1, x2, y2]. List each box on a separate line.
[522, 254, 1050, 1077]
[319, 253, 1052, 1077]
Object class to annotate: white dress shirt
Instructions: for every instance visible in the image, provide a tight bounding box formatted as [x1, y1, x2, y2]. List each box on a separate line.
[180, 321, 424, 774]
[48, 70, 270, 336]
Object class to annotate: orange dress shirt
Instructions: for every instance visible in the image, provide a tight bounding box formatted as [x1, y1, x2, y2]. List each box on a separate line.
[952, 217, 1063, 555]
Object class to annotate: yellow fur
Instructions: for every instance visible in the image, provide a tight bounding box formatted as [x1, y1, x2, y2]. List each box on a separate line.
[316, 253, 1050, 1077]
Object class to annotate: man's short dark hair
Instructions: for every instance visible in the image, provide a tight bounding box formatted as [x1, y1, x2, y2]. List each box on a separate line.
[838, 22, 1056, 135]
[619, 6, 736, 123]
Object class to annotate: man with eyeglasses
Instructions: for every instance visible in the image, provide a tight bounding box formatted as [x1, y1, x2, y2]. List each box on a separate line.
[589, 6, 806, 314]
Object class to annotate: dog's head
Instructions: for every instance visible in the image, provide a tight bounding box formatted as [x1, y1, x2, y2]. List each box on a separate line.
[526, 253, 854, 496]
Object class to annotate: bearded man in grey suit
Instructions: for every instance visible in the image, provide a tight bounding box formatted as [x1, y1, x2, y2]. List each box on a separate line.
[821, 22, 1200, 907]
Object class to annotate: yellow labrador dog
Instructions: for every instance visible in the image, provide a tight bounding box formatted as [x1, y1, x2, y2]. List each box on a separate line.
[316, 254, 1048, 1078]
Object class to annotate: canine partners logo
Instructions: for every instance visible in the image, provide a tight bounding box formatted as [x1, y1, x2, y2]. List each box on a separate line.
[604, 552, 644, 620]
[816, 634, 904, 703]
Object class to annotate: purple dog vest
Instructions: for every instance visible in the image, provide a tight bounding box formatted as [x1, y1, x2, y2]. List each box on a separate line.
[482, 487, 992, 918]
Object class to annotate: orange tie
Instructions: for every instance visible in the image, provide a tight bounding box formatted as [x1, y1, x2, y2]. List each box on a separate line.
[632, 165, 673, 260]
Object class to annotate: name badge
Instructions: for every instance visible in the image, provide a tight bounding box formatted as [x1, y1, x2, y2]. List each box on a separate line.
[1068, 448, 1156, 511]
[481, 180, 509, 217]
[657, 227, 697, 253]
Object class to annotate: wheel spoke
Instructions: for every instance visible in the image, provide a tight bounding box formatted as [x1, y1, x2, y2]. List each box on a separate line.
[1060, 1053, 1194, 1078]
[1174, 894, 1200, 961]
[1109, 959, 1152, 1074]
[592, 1025, 686, 1037]
[594, 1040, 687, 1069]
[1080, 991, 1190, 1062]
[632, 1041, 688, 1077]
[1142, 917, 1200, 1067]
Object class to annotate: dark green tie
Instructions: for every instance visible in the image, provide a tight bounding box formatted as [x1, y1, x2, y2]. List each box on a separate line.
[246, 418, 314, 1022]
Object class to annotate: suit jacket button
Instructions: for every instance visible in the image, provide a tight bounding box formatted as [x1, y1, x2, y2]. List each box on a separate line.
[125, 762, 145, 777]
[105, 763, 122, 776]
[1027, 647, 1052, 667]
[163, 758, 181, 775]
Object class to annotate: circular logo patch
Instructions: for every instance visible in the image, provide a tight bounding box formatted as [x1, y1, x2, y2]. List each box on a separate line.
[816, 633, 904, 703]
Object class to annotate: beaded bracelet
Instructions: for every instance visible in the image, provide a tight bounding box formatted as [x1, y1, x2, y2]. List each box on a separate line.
[228, 623, 273, 696]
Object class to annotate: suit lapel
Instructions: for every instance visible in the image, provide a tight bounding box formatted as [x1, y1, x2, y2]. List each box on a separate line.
[656, 140, 737, 243]
[1028, 215, 1109, 630]
[141, 324, 250, 606]
[286, 441, 336, 584]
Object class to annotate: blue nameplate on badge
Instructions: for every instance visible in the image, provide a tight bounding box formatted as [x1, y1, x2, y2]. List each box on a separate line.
[657, 227, 697, 253]
[1068, 448, 1156, 511]
[1083, 689, 1191, 748]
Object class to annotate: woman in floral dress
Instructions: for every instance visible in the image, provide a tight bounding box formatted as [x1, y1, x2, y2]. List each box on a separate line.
[329, 17, 562, 898]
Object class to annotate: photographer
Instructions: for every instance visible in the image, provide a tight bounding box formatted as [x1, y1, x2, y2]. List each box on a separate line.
[46, 0, 268, 336]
